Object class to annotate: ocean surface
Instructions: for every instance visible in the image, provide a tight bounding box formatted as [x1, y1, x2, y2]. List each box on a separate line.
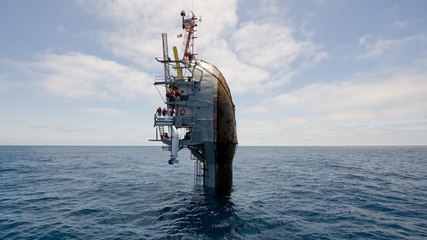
[1, 146, 427, 239]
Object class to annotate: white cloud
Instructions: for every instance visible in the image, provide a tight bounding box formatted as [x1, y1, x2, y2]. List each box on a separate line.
[252, 70, 427, 117]
[0, 75, 13, 92]
[74, 0, 326, 95]
[232, 22, 303, 69]
[75, 0, 238, 68]
[3, 1, 427, 146]
[218, 9, 327, 94]
[26, 52, 154, 100]
[0, 69, 24, 92]
[238, 120, 427, 146]
[75, 107, 125, 116]
[358, 34, 427, 59]
[391, 20, 408, 29]
[257, 0, 280, 15]
[201, 40, 270, 94]
[238, 60, 427, 145]
[0, 120, 146, 145]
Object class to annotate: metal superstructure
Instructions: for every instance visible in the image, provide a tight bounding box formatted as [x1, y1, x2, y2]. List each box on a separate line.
[150, 11, 237, 195]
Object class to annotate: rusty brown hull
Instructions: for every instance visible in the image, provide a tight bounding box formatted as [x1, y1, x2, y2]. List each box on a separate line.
[197, 61, 238, 195]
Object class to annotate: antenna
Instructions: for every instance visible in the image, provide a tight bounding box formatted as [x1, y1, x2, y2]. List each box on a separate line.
[180, 10, 200, 63]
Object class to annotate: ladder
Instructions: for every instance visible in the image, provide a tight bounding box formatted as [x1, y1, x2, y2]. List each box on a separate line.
[193, 153, 204, 186]
[158, 125, 166, 140]
[161, 33, 170, 81]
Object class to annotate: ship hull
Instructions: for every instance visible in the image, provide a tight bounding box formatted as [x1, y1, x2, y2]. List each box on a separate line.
[194, 61, 237, 195]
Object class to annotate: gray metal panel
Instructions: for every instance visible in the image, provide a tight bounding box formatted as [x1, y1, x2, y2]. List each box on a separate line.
[153, 59, 236, 194]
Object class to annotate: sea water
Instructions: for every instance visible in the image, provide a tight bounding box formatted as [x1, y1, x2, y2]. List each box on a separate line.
[1, 146, 426, 239]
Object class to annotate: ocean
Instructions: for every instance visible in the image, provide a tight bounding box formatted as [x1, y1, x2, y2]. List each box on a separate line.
[1, 146, 426, 239]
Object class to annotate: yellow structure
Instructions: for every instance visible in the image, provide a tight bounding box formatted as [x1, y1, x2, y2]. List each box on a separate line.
[173, 46, 183, 80]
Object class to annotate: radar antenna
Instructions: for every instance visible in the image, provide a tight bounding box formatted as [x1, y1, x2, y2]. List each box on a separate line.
[180, 10, 200, 63]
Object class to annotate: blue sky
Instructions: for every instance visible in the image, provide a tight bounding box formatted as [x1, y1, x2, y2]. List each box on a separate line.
[1, 0, 427, 146]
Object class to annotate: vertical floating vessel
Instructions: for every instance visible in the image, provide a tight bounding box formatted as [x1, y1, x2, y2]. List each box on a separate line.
[150, 11, 237, 195]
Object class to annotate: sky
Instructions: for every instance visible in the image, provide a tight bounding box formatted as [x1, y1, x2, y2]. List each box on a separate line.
[1, 0, 427, 146]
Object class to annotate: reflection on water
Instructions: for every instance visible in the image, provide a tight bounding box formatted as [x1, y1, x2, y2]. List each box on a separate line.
[160, 187, 240, 239]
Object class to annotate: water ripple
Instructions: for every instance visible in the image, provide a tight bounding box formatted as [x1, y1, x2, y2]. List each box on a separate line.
[1, 146, 427, 239]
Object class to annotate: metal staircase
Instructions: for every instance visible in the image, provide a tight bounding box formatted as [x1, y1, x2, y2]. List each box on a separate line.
[158, 125, 166, 140]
